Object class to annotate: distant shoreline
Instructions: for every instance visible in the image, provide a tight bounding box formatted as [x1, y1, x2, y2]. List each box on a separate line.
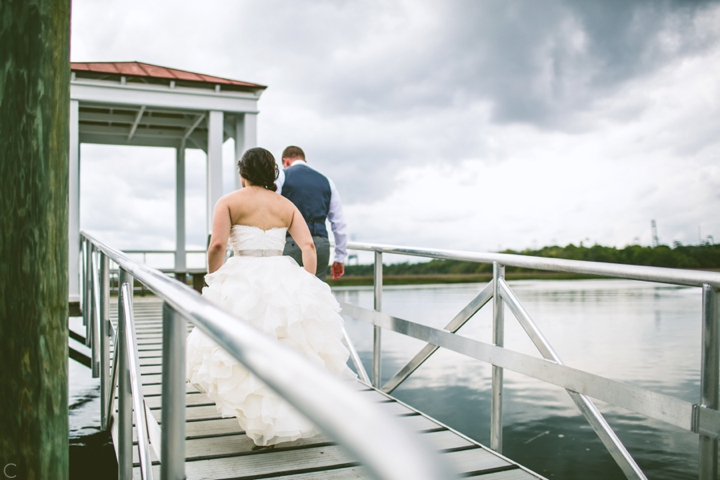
[332, 243, 720, 286]
[327, 267, 720, 287]
[327, 271, 602, 287]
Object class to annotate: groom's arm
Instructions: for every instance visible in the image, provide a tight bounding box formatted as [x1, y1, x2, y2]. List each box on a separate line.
[327, 178, 347, 279]
[275, 168, 285, 194]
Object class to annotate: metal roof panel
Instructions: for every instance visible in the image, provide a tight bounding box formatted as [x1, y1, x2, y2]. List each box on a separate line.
[71, 61, 266, 89]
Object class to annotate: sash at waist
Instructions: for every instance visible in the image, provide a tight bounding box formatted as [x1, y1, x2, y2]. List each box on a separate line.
[235, 249, 283, 257]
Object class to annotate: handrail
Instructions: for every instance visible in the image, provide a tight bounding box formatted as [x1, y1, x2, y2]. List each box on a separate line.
[346, 241, 720, 288]
[343, 240, 720, 480]
[123, 249, 206, 254]
[120, 283, 154, 480]
[81, 231, 455, 480]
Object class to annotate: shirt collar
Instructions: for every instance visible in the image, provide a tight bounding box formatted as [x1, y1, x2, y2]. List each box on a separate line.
[289, 159, 307, 167]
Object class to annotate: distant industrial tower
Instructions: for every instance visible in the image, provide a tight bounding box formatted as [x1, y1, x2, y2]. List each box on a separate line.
[651, 220, 659, 247]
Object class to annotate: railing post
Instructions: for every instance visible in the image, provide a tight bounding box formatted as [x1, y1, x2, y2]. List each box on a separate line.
[491, 262, 505, 453]
[84, 242, 93, 339]
[80, 236, 86, 319]
[161, 302, 186, 480]
[99, 252, 110, 429]
[117, 268, 134, 480]
[700, 285, 719, 480]
[373, 250, 383, 388]
[91, 251, 101, 377]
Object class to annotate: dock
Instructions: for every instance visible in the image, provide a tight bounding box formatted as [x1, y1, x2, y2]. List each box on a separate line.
[113, 298, 544, 480]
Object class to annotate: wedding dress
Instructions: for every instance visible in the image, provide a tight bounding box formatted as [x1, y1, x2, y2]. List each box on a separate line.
[185, 225, 355, 446]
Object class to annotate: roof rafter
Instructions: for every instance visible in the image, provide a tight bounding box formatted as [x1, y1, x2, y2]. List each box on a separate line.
[127, 106, 146, 140]
[183, 114, 206, 142]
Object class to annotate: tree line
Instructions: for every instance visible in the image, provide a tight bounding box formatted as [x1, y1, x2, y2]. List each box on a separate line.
[343, 243, 720, 277]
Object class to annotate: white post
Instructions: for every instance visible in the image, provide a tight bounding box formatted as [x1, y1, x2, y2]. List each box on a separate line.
[244, 112, 257, 150]
[68, 99, 80, 302]
[234, 113, 258, 191]
[234, 115, 245, 191]
[207, 111, 224, 236]
[175, 142, 186, 274]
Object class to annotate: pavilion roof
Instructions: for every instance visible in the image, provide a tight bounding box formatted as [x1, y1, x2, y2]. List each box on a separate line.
[71, 61, 266, 91]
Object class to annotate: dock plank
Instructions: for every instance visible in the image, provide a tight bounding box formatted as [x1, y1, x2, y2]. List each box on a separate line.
[115, 299, 544, 480]
[133, 429, 472, 464]
[469, 470, 540, 479]
[269, 463, 539, 480]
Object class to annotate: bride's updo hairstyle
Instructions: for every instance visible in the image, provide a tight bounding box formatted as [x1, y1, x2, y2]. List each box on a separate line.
[238, 147, 279, 192]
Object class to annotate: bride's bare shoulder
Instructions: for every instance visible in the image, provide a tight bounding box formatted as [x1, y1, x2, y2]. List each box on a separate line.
[222, 188, 256, 203]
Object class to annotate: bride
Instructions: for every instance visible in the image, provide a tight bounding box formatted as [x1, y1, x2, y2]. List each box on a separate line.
[185, 147, 355, 447]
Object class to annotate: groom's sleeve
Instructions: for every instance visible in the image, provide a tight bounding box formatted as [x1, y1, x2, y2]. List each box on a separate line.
[327, 178, 347, 263]
[275, 168, 285, 194]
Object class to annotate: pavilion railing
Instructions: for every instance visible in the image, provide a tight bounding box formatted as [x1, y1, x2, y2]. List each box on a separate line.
[79, 231, 453, 480]
[123, 248, 206, 270]
[342, 241, 720, 480]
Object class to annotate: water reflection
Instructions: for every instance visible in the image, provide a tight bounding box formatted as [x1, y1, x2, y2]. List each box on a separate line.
[335, 279, 702, 480]
[68, 317, 118, 479]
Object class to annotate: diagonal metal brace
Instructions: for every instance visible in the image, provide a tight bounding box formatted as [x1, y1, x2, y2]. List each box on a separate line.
[381, 281, 494, 394]
[498, 278, 647, 480]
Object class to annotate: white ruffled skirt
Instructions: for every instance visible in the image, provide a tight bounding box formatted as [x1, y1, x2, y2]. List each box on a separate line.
[185, 255, 355, 446]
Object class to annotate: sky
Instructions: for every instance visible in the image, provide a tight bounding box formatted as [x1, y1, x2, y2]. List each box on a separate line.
[72, 0, 720, 262]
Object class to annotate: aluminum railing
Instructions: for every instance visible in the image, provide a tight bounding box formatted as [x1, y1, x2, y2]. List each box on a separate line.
[79, 231, 454, 480]
[123, 248, 207, 269]
[343, 241, 720, 480]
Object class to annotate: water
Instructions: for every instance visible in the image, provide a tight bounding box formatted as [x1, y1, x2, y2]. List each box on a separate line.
[68, 279, 701, 479]
[334, 279, 702, 480]
[68, 318, 118, 479]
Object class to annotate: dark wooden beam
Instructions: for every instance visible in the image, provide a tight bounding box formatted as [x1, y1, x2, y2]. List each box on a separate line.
[0, 1, 71, 479]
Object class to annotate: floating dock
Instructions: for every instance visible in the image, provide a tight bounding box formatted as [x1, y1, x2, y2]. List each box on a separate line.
[111, 298, 544, 479]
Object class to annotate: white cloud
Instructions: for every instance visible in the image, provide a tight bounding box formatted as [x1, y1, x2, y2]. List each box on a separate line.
[345, 41, 720, 251]
[72, 0, 720, 260]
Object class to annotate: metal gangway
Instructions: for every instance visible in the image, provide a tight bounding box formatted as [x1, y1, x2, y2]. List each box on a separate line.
[77, 231, 543, 480]
[76, 230, 720, 479]
[338, 241, 720, 480]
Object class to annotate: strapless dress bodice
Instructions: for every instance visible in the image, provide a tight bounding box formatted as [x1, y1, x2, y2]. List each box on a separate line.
[230, 225, 287, 257]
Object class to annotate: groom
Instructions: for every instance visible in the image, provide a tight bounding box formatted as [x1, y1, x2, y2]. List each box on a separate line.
[277, 146, 347, 281]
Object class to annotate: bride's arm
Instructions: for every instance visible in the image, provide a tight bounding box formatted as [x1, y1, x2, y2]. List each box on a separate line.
[287, 207, 317, 275]
[207, 200, 231, 274]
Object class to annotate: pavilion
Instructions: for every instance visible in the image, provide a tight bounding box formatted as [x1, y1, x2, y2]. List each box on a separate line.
[69, 62, 266, 302]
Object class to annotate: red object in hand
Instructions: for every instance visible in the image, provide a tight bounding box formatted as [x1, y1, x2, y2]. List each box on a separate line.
[331, 262, 345, 280]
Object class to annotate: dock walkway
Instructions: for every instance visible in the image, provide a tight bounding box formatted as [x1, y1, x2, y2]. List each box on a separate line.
[112, 298, 544, 480]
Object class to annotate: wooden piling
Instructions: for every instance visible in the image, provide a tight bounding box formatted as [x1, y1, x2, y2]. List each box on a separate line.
[0, 1, 71, 479]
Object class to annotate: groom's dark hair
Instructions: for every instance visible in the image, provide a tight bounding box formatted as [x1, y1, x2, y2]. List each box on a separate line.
[282, 146, 305, 160]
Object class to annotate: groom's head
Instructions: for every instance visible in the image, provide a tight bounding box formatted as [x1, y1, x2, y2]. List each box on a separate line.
[282, 146, 305, 168]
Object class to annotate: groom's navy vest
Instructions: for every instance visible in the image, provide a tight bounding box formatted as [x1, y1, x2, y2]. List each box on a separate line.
[282, 164, 332, 238]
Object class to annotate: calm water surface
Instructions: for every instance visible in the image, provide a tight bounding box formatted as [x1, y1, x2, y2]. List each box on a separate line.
[68, 318, 118, 479]
[334, 279, 702, 480]
[69, 279, 701, 479]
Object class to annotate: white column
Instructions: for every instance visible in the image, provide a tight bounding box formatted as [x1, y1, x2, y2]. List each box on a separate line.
[244, 112, 258, 150]
[68, 99, 80, 302]
[234, 115, 245, 191]
[234, 113, 258, 190]
[207, 111, 224, 235]
[175, 142, 186, 273]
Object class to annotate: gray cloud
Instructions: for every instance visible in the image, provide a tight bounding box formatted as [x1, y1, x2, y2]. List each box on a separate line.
[219, 0, 720, 201]
[301, 1, 719, 125]
[71, 0, 720, 249]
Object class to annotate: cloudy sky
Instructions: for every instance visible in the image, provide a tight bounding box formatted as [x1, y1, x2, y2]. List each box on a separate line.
[72, 0, 720, 261]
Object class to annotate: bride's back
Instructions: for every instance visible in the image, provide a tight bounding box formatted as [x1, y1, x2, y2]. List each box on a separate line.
[227, 186, 294, 230]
